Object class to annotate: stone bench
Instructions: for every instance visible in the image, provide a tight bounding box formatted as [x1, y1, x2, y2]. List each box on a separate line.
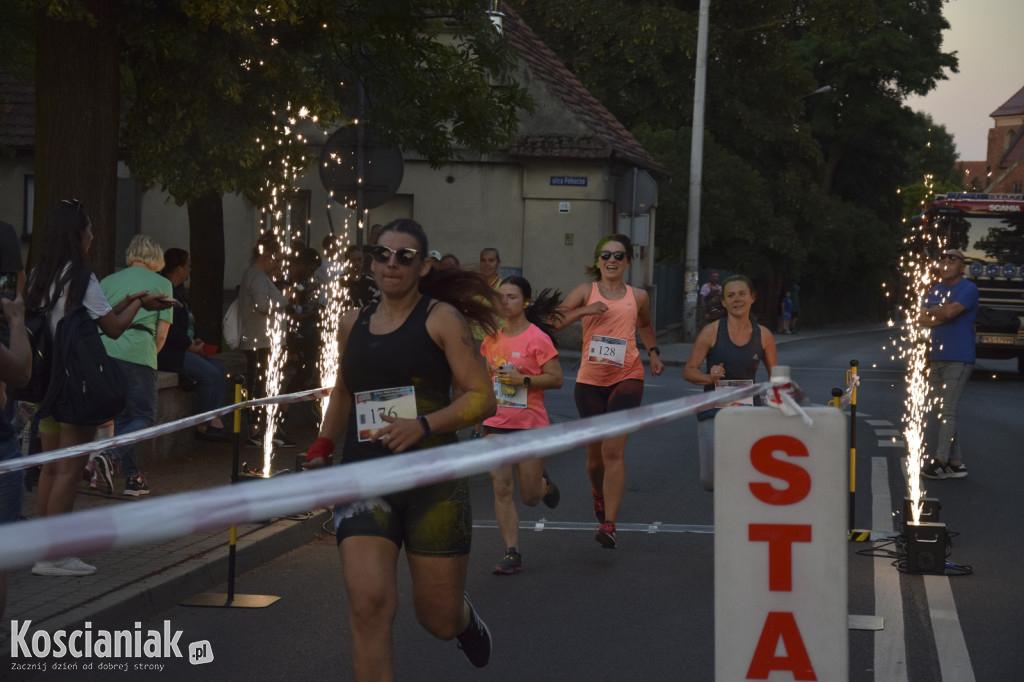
[136, 351, 248, 463]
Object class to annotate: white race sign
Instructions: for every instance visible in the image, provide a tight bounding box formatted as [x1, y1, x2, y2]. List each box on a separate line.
[715, 407, 847, 681]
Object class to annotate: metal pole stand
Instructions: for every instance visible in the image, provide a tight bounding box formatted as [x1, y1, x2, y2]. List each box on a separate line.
[180, 375, 280, 608]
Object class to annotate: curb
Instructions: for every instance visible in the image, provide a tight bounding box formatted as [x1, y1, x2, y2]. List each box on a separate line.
[23, 509, 332, 635]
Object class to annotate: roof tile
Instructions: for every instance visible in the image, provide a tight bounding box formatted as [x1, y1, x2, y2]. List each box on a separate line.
[500, 5, 665, 174]
[990, 84, 1024, 118]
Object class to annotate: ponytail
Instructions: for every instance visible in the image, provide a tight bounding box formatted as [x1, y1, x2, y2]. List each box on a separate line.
[501, 276, 563, 343]
[420, 268, 500, 335]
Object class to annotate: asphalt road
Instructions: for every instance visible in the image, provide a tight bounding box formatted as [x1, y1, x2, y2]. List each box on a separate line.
[26, 326, 1024, 681]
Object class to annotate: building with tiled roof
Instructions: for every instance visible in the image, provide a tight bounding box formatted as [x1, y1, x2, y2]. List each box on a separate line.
[984, 84, 1024, 194]
[0, 6, 664, 317]
[345, 3, 665, 303]
[501, 6, 665, 174]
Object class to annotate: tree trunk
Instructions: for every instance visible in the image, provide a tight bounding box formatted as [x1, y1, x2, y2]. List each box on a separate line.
[822, 144, 842, 196]
[187, 191, 226, 344]
[754, 272, 783, 335]
[31, 0, 120, 277]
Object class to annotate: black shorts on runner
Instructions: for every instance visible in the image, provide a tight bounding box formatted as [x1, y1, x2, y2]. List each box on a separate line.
[574, 379, 644, 418]
[334, 478, 472, 557]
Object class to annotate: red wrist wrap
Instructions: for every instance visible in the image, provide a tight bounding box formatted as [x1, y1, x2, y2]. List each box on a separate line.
[305, 437, 335, 463]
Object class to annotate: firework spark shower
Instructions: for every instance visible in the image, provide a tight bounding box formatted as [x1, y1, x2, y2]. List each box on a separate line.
[893, 178, 942, 525]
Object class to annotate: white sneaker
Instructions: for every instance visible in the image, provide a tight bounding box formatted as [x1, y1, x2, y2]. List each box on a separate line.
[32, 557, 97, 577]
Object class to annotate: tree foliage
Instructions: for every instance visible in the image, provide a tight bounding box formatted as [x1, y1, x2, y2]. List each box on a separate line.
[2, 0, 965, 328]
[4, 0, 530, 338]
[120, 0, 529, 205]
[512, 0, 960, 325]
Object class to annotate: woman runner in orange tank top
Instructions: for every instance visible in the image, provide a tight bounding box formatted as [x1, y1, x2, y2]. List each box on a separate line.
[555, 234, 664, 549]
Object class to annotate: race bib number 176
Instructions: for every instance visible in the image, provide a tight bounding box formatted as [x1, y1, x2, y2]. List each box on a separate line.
[355, 386, 417, 442]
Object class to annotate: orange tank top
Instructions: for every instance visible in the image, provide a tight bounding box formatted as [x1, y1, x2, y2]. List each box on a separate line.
[576, 283, 644, 386]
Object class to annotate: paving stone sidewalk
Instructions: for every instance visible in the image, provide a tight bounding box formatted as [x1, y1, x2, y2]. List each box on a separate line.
[3, 418, 329, 647]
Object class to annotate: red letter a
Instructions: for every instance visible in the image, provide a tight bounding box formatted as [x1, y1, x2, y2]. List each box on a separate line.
[746, 611, 817, 680]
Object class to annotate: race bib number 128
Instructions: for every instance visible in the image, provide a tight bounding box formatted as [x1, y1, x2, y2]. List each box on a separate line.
[587, 335, 627, 367]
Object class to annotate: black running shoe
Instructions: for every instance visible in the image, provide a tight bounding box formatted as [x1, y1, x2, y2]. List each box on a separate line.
[123, 475, 150, 497]
[921, 460, 948, 480]
[456, 593, 491, 668]
[493, 547, 523, 575]
[541, 470, 560, 509]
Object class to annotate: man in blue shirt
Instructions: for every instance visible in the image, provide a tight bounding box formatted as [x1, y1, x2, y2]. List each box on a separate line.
[919, 248, 978, 479]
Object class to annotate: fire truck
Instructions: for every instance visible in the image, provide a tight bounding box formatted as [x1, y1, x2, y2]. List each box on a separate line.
[916, 192, 1024, 373]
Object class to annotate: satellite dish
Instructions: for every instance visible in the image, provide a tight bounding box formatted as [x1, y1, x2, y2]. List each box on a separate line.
[318, 126, 404, 210]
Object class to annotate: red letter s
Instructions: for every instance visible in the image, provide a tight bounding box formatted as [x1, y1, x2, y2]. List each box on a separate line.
[749, 435, 810, 505]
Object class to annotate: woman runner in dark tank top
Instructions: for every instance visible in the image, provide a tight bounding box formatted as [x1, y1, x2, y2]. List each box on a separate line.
[302, 219, 499, 678]
[341, 294, 457, 461]
[683, 275, 778, 492]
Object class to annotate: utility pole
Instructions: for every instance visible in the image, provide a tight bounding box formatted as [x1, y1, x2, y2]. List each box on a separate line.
[683, 0, 710, 341]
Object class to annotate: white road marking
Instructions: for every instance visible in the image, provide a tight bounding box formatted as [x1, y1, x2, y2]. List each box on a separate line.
[873, 456, 908, 681]
[925, 575, 976, 681]
[473, 519, 714, 534]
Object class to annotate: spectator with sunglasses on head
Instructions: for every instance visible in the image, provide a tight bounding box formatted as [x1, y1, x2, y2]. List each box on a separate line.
[25, 200, 174, 576]
[555, 234, 663, 550]
[303, 218, 499, 678]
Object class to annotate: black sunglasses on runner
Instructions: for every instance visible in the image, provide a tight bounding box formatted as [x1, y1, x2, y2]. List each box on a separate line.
[372, 245, 421, 266]
[61, 199, 85, 213]
[599, 250, 627, 261]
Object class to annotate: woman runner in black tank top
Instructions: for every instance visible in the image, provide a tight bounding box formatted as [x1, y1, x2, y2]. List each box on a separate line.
[342, 295, 457, 462]
[698, 315, 764, 419]
[301, 219, 499, 677]
[683, 275, 778, 491]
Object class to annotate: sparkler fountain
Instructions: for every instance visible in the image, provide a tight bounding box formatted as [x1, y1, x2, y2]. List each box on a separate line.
[891, 177, 953, 573]
[253, 103, 319, 477]
[891, 177, 942, 525]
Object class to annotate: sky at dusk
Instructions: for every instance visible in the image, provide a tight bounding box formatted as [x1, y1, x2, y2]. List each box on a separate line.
[904, 0, 1023, 162]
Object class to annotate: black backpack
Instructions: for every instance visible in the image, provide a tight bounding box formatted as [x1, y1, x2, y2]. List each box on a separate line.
[38, 267, 126, 426]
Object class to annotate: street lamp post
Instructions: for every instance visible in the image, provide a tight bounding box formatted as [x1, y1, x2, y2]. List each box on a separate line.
[683, 0, 711, 342]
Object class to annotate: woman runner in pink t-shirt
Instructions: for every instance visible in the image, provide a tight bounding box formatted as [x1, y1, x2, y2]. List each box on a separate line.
[556, 234, 664, 549]
[481, 276, 564, 574]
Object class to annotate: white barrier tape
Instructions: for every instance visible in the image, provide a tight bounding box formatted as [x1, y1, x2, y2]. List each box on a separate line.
[781, 390, 814, 427]
[0, 387, 332, 474]
[764, 378, 814, 428]
[0, 382, 770, 570]
[840, 375, 858, 408]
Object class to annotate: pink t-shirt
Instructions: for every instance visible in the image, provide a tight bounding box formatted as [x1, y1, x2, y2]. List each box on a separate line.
[480, 324, 558, 430]
[577, 283, 644, 386]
